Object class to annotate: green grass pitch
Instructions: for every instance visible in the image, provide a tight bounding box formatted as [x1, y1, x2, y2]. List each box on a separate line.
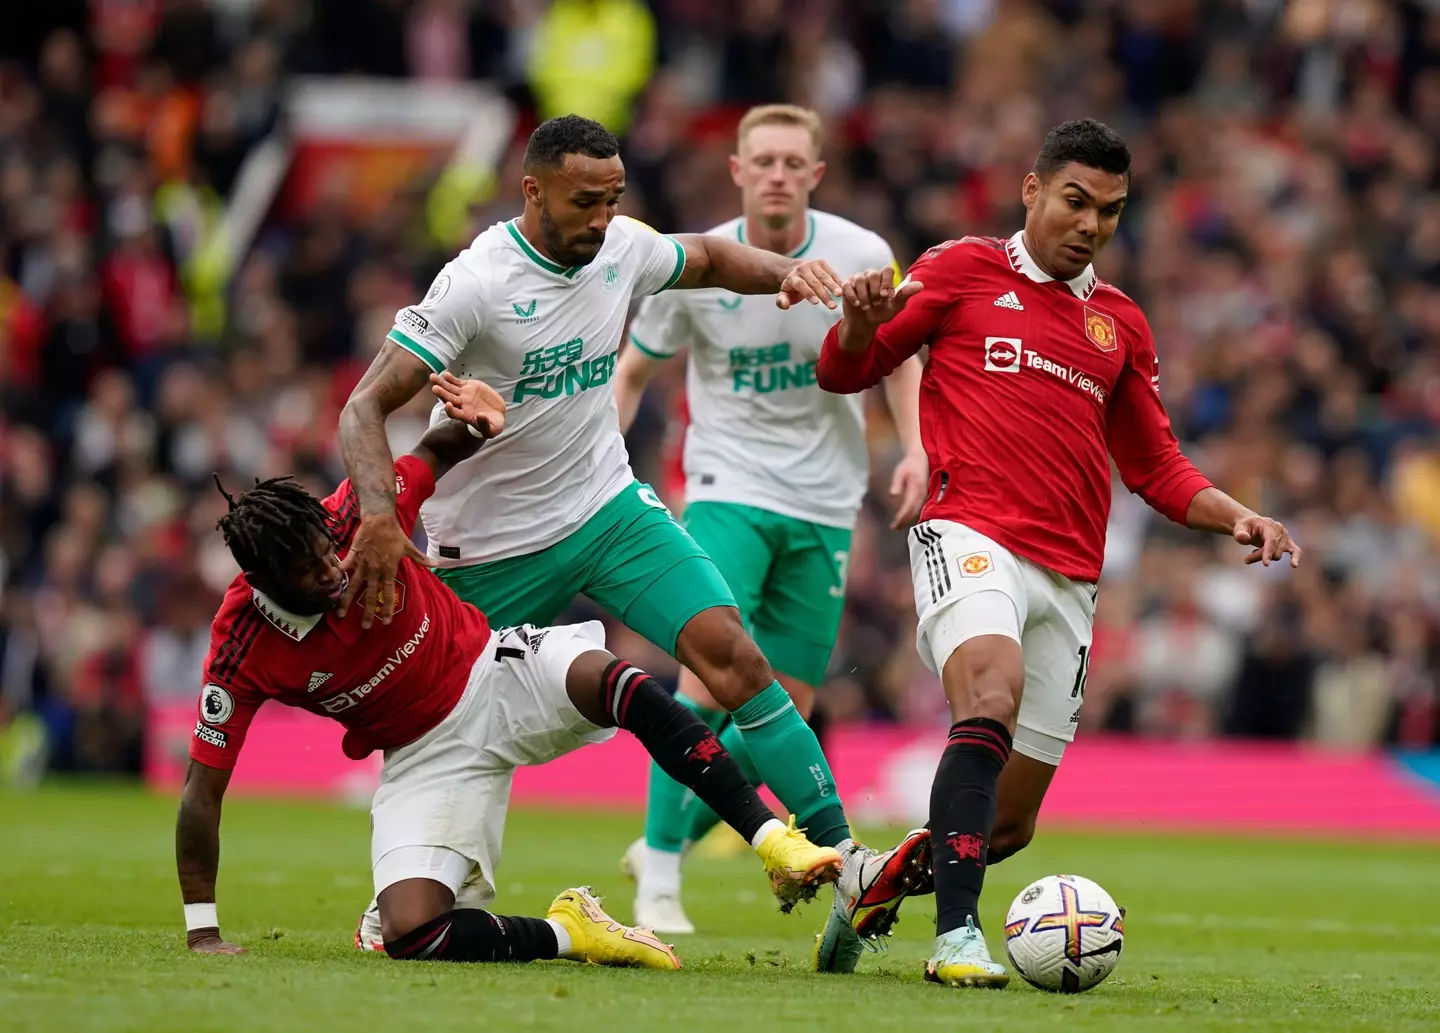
[2, 784, 1438, 1032]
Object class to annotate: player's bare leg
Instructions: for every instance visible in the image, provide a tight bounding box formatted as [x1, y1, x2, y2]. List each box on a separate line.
[626, 669, 804, 932]
[564, 649, 841, 913]
[988, 752, 1059, 865]
[925, 633, 1021, 989]
[376, 873, 678, 968]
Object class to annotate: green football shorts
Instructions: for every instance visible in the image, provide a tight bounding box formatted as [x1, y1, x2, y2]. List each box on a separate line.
[682, 501, 852, 686]
[437, 481, 736, 656]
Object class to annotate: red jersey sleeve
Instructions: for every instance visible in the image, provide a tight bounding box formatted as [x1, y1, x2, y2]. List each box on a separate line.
[324, 455, 438, 543]
[190, 590, 267, 769]
[392, 454, 437, 536]
[190, 677, 264, 770]
[817, 243, 962, 393]
[1106, 320, 1213, 525]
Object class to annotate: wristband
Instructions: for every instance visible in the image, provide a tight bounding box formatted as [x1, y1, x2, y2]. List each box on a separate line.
[185, 902, 219, 931]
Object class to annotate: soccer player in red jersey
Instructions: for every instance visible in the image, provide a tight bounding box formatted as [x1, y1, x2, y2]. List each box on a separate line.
[815, 119, 1301, 987]
[174, 390, 841, 967]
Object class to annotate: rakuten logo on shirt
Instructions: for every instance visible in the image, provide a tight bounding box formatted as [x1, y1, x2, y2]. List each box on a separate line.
[320, 613, 431, 713]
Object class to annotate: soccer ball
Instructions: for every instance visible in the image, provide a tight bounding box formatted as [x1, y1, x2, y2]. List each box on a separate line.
[1004, 874, 1124, 993]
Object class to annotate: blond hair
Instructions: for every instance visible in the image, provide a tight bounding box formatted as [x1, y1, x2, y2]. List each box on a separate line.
[737, 104, 823, 157]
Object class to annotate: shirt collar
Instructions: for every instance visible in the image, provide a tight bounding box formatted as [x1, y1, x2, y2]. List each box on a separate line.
[252, 587, 324, 642]
[1006, 231, 1098, 300]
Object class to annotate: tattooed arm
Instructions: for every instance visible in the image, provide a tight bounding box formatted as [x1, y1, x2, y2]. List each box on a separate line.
[336, 342, 436, 626]
[339, 342, 434, 517]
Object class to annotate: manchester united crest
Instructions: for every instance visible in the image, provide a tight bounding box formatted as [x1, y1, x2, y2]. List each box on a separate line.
[1083, 307, 1118, 352]
[959, 552, 992, 578]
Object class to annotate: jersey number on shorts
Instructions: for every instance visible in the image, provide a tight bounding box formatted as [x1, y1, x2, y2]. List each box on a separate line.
[829, 551, 850, 599]
[1070, 645, 1091, 699]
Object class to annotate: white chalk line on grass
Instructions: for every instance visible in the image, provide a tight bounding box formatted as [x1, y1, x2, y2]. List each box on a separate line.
[1148, 912, 1440, 939]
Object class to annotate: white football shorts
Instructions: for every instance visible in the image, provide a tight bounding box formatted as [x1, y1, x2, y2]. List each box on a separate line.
[369, 620, 615, 902]
[908, 520, 1096, 765]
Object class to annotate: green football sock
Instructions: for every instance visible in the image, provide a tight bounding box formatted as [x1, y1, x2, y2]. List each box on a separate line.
[643, 693, 728, 852]
[681, 721, 757, 845]
[733, 681, 850, 848]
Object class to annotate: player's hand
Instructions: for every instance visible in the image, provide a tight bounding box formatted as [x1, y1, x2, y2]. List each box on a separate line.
[338, 513, 432, 627]
[776, 259, 843, 311]
[1233, 515, 1301, 568]
[888, 450, 929, 530]
[841, 270, 924, 334]
[429, 372, 507, 438]
[187, 928, 247, 955]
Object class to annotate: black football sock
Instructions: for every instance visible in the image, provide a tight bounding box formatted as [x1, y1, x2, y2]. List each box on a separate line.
[602, 659, 774, 845]
[383, 909, 557, 963]
[931, 717, 1012, 936]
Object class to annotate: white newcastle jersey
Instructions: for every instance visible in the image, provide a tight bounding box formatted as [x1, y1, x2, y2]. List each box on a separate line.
[386, 215, 687, 565]
[628, 210, 897, 528]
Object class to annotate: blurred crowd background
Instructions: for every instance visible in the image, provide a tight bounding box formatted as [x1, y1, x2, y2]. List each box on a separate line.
[3, 0, 1440, 779]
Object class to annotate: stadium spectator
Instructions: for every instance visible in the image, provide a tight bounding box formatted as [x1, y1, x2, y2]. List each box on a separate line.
[4, 0, 1440, 775]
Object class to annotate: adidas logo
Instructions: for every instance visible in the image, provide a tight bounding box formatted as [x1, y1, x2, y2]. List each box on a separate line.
[994, 291, 1024, 311]
[307, 671, 333, 693]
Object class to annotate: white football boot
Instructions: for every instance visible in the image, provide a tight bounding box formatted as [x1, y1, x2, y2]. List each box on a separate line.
[620, 836, 696, 935]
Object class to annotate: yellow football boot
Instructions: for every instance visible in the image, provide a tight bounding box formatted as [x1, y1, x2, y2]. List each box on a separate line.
[545, 886, 681, 970]
[754, 817, 843, 913]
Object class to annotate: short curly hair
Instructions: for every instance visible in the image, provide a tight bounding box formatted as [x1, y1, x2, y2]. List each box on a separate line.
[1034, 119, 1131, 181]
[523, 115, 620, 173]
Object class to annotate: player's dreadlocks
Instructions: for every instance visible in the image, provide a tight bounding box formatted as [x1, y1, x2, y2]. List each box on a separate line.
[213, 474, 334, 591]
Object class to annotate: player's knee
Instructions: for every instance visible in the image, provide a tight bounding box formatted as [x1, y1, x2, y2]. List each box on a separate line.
[378, 880, 454, 944]
[675, 608, 773, 708]
[941, 637, 1022, 726]
[988, 814, 1036, 865]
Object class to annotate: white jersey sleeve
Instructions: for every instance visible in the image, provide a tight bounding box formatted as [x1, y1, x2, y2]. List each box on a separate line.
[617, 216, 687, 297]
[386, 262, 490, 374]
[628, 291, 693, 360]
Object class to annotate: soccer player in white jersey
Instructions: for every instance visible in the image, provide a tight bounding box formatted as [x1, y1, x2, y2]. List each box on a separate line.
[612, 105, 932, 951]
[337, 115, 928, 949]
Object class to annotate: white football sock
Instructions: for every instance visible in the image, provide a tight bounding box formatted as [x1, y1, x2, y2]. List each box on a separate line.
[835, 837, 857, 859]
[546, 918, 573, 958]
[750, 818, 787, 849]
[639, 846, 682, 897]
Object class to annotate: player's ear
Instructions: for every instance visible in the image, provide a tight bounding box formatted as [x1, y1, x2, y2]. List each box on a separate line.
[1021, 172, 1041, 211]
[728, 154, 743, 188]
[521, 173, 542, 206]
[810, 159, 826, 190]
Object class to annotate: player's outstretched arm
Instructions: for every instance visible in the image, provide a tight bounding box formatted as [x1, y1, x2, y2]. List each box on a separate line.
[410, 381, 507, 480]
[816, 269, 928, 394]
[175, 759, 245, 954]
[1185, 487, 1302, 568]
[670, 234, 842, 310]
[337, 342, 435, 626]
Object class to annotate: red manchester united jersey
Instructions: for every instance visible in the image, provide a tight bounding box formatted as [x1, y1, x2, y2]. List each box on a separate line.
[190, 455, 492, 769]
[817, 232, 1211, 582]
